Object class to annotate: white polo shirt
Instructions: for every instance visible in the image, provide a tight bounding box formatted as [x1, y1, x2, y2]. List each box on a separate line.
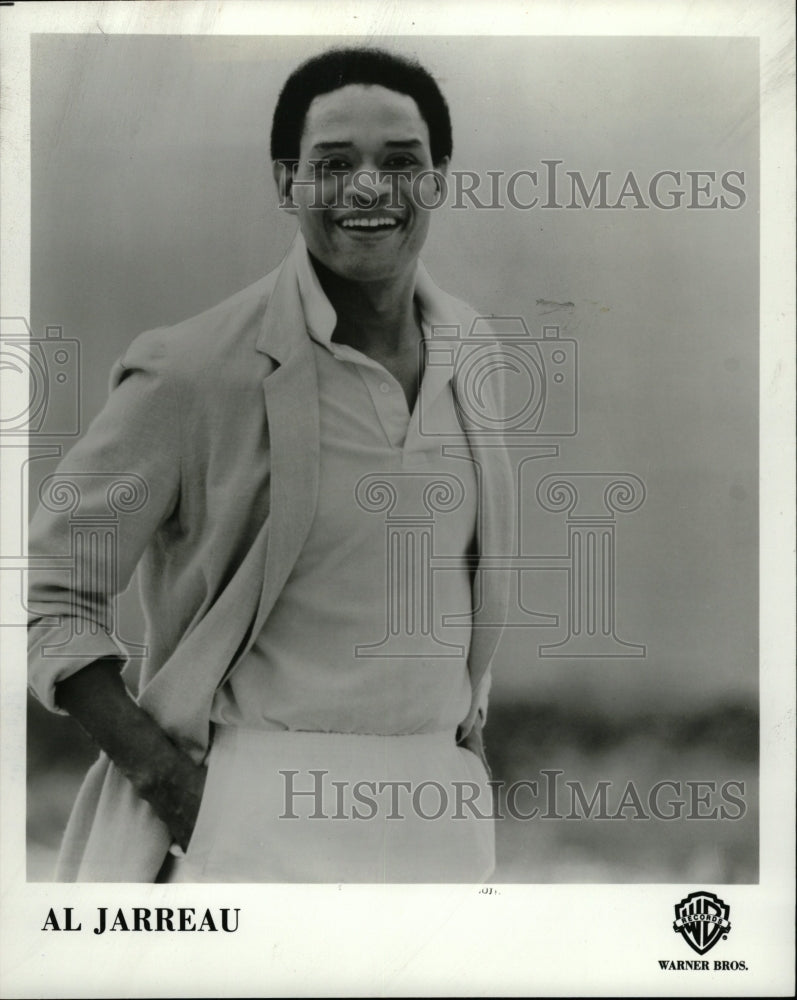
[210, 236, 477, 736]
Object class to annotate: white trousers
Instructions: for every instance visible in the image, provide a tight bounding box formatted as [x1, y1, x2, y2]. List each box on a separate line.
[165, 726, 495, 883]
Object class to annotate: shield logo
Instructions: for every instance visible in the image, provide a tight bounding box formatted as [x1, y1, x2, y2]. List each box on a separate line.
[673, 891, 731, 954]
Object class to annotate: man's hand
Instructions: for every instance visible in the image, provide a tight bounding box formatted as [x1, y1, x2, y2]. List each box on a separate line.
[137, 748, 208, 852]
[458, 714, 491, 777]
[55, 659, 207, 851]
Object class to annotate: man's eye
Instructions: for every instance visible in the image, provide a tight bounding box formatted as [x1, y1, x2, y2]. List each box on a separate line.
[320, 158, 350, 172]
[383, 156, 417, 170]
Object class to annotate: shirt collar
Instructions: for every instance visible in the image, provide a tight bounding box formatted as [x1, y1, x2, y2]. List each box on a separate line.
[291, 231, 338, 346]
[289, 230, 458, 351]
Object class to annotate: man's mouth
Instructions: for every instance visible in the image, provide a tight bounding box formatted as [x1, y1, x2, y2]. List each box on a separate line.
[336, 215, 403, 232]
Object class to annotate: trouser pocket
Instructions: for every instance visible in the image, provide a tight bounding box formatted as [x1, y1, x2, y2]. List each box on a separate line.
[181, 734, 226, 866]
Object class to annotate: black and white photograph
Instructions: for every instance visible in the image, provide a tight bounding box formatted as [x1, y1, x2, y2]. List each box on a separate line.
[1, 1, 794, 997]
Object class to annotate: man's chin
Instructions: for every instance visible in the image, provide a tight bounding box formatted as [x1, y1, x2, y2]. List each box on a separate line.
[320, 248, 421, 285]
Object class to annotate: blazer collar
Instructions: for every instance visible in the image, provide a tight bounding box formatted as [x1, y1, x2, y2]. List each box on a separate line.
[254, 237, 309, 365]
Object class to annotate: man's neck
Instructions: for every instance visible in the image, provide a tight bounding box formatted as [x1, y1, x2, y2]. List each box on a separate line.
[308, 252, 421, 358]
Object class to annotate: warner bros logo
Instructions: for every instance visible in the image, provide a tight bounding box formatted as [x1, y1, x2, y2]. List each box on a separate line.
[673, 891, 732, 955]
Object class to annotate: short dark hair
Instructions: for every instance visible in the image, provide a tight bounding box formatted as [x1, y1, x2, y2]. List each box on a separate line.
[270, 47, 453, 165]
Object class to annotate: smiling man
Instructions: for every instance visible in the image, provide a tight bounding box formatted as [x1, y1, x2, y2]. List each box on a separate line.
[27, 47, 514, 882]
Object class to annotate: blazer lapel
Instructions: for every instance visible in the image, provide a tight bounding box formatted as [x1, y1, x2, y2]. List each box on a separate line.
[248, 248, 321, 642]
[138, 248, 321, 754]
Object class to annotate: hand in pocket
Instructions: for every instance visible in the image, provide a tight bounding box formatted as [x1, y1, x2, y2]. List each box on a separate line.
[144, 756, 208, 853]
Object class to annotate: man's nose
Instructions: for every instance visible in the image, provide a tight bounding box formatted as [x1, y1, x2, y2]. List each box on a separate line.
[346, 169, 394, 208]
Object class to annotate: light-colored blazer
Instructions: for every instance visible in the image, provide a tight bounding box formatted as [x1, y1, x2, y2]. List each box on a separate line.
[27, 245, 515, 882]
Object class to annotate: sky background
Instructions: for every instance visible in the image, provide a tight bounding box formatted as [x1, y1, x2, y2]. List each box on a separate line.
[29, 34, 759, 716]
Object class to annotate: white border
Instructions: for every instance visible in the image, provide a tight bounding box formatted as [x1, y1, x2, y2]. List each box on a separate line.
[1, 2, 794, 997]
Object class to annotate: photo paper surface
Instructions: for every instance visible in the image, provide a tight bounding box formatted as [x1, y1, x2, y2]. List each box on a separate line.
[1, 2, 794, 996]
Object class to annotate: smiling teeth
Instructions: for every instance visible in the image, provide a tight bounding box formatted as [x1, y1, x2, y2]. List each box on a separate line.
[339, 217, 398, 228]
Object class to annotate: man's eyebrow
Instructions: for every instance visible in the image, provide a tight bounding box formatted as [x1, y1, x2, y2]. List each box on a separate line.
[309, 139, 425, 151]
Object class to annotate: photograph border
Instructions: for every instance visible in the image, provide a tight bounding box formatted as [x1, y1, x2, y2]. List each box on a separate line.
[1, 2, 794, 997]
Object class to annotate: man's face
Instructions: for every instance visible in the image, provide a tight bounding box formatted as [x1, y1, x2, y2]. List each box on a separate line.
[283, 84, 446, 284]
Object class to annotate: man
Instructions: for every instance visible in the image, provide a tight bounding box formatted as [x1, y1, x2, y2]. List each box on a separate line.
[27, 47, 514, 882]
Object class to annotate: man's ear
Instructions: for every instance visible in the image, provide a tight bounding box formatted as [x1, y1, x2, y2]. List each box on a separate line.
[434, 156, 451, 181]
[273, 160, 298, 215]
[429, 156, 450, 196]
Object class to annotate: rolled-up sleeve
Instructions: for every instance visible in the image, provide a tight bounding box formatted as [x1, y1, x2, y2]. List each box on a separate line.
[27, 331, 183, 712]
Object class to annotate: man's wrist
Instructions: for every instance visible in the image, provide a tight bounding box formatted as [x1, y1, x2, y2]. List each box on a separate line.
[55, 657, 199, 811]
[133, 743, 196, 801]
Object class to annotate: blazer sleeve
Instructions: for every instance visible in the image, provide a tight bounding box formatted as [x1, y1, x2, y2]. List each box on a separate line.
[27, 330, 183, 712]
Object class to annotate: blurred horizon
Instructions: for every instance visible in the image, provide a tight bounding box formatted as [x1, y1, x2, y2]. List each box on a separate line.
[27, 694, 758, 883]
